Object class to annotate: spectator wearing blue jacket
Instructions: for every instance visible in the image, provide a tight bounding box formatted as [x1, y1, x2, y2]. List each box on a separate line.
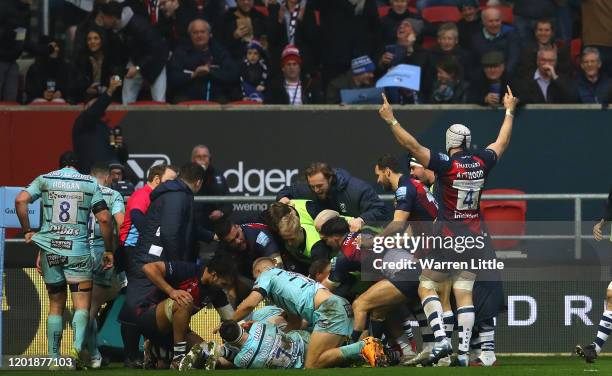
[577, 47, 612, 105]
[168, 19, 239, 103]
[470, 7, 520, 77]
[277, 162, 387, 232]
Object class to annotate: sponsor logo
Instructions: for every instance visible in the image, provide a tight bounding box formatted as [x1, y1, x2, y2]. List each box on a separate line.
[126, 154, 172, 186]
[256, 232, 271, 247]
[339, 202, 347, 213]
[49, 225, 80, 236]
[48, 191, 83, 201]
[50, 239, 73, 250]
[439, 153, 450, 161]
[224, 161, 299, 196]
[45, 253, 68, 267]
[395, 186, 407, 200]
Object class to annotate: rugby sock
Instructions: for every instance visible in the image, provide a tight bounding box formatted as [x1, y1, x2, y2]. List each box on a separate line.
[173, 341, 187, 358]
[593, 310, 612, 353]
[369, 319, 385, 340]
[72, 309, 89, 353]
[351, 330, 362, 343]
[415, 308, 434, 351]
[87, 318, 100, 357]
[339, 341, 365, 360]
[47, 315, 63, 358]
[443, 311, 455, 340]
[457, 306, 476, 355]
[422, 296, 446, 342]
[479, 319, 496, 353]
[121, 323, 141, 362]
[402, 316, 415, 341]
[396, 318, 415, 354]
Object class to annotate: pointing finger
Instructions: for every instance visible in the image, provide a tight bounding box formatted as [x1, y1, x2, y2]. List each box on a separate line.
[506, 85, 513, 97]
[381, 92, 389, 104]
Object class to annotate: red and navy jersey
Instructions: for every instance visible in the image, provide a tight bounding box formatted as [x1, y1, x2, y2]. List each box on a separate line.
[329, 232, 362, 284]
[133, 261, 228, 315]
[428, 149, 497, 235]
[395, 175, 439, 236]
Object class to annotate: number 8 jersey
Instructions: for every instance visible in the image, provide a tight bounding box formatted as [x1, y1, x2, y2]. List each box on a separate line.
[428, 149, 497, 235]
[25, 167, 105, 257]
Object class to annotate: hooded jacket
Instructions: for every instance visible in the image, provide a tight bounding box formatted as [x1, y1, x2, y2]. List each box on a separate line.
[134, 179, 199, 266]
[276, 168, 387, 224]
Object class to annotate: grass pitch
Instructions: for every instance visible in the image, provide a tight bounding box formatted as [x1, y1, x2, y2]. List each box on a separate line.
[2, 357, 612, 376]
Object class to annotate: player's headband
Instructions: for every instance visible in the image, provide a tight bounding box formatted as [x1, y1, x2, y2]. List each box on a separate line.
[409, 158, 423, 168]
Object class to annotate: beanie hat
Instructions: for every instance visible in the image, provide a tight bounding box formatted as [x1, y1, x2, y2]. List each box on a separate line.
[281, 44, 302, 66]
[351, 55, 375, 75]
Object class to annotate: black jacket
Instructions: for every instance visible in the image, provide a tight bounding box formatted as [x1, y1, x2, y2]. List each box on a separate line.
[156, 3, 197, 51]
[194, 165, 233, 242]
[25, 57, 71, 103]
[167, 40, 239, 102]
[134, 179, 200, 265]
[265, 74, 324, 104]
[72, 92, 128, 173]
[470, 26, 520, 76]
[466, 72, 511, 105]
[220, 7, 268, 60]
[119, 13, 169, 82]
[512, 72, 578, 104]
[276, 168, 387, 224]
[0, 0, 31, 63]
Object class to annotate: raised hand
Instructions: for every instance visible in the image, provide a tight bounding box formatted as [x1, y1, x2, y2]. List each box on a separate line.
[378, 93, 395, 124]
[503, 85, 518, 111]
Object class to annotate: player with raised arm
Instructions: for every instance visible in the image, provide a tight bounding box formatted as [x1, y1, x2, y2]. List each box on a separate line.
[378, 88, 518, 366]
[14, 151, 114, 369]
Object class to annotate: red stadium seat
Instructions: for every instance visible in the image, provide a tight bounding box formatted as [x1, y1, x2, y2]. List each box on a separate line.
[129, 101, 169, 106]
[314, 10, 320, 26]
[229, 100, 263, 105]
[422, 6, 461, 23]
[27, 101, 69, 106]
[422, 36, 438, 49]
[571, 38, 583, 67]
[378, 5, 390, 17]
[497, 6, 513, 24]
[177, 100, 220, 105]
[480, 189, 527, 250]
[0, 101, 20, 106]
[254, 5, 269, 17]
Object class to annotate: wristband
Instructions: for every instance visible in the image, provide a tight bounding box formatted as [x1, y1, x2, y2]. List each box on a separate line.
[505, 109, 514, 118]
[388, 119, 399, 126]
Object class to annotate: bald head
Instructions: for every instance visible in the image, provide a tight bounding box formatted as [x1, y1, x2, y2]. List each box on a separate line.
[482, 7, 502, 36]
[189, 19, 211, 49]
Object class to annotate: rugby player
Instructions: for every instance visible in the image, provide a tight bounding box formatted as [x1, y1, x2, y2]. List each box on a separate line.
[378, 88, 518, 366]
[576, 193, 612, 363]
[15, 151, 114, 368]
[134, 256, 236, 369]
[228, 257, 386, 368]
[86, 163, 126, 368]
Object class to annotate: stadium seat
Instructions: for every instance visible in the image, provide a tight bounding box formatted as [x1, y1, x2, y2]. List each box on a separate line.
[229, 100, 263, 105]
[254, 5, 269, 17]
[129, 101, 170, 106]
[571, 38, 583, 67]
[378, 5, 390, 17]
[422, 36, 437, 49]
[314, 10, 320, 26]
[480, 189, 527, 250]
[0, 101, 20, 106]
[421, 6, 461, 23]
[177, 100, 220, 105]
[27, 101, 69, 106]
[497, 6, 513, 24]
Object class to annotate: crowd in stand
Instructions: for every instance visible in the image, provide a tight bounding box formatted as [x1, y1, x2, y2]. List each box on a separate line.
[1, 0, 612, 105]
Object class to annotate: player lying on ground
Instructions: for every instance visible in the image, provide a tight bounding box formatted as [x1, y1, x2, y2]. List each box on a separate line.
[227, 257, 387, 368]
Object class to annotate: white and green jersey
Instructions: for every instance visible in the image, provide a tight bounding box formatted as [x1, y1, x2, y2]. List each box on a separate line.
[234, 322, 309, 369]
[88, 186, 124, 252]
[26, 167, 105, 257]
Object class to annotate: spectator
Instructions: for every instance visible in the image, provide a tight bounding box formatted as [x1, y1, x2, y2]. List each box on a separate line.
[191, 144, 233, 243]
[467, 50, 510, 107]
[63, 0, 96, 56]
[0, 0, 32, 102]
[326, 55, 376, 104]
[100, 1, 169, 104]
[267, 0, 320, 75]
[266, 44, 323, 104]
[378, 18, 432, 104]
[73, 3, 124, 65]
[240, 40, 268, 102]
[516, 18, 571, 79]
[157, 0, 197, 51]
[428, 22, 471, 79]
[582, 0, 612, 77]
[25, 37, 70, 104]
[133, 162, 207, 264]
[72, 76, 128, 174]
[72, 26, 123, 103]
[513, 45, 578, 104]
[456, 0, 480, 50]
[577, 47, 612, 104]
[512, 0, 559, 43]
[220, 0, 268, 60]
[470, 7, 520, 76]
[277, 162, 387, 232]
[426, 55, 468, 104]
[381, 0, 423, 45]
[168, 18, 240, 103]
[313, 0, 382, 84]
